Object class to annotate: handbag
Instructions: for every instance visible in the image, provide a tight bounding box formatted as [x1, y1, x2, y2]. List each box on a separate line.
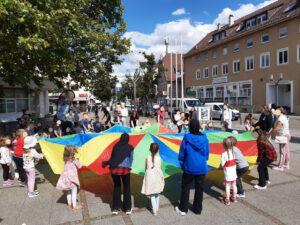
[274, 136, 288, 144]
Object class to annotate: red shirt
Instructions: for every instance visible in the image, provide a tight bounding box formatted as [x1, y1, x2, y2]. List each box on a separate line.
[14, 138, 24, 157]
[257, 141, 277, 162]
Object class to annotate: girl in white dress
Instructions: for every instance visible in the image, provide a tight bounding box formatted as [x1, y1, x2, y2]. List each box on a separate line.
[141, 143, 165, 216]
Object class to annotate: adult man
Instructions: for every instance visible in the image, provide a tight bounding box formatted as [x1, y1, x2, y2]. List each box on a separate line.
[120, 103, 128, 126]
[189, 105, 198, 121]
[221, 103, 232, 129]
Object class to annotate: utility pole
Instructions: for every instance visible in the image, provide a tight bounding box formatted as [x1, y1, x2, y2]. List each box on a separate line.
[175, 39, 178, 109]
[170, 39, 173, 116]
[180, 35, 184, 112]
[133, 68, 141, 110]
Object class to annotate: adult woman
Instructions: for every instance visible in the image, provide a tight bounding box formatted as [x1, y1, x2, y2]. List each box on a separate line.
[267, 107, 290, 171]
[102, 133, 134, 215]
[175, 119, 210, 216]
[129, 110, 139, 128]
[157, 106, 165, 125]
[253, 105, 273, 134]
[221, 104, 232, 129]
[102, 107, 111, 128]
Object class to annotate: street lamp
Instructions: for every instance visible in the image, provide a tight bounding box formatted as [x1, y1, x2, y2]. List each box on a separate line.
[270, 73, 283, 106]
[133, 68, 141, 110]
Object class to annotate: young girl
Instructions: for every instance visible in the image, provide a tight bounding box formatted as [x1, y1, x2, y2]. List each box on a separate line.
[23, 136, 44, 197]
[244, 114, 252, 131]
[0, 137, 14, 186]
[145, 119, 151, 127]
[56, 145, 83, 211]
[255, 129, 277, 189]
[141, 143, 165, 216]
[220, 137, 237, 205]
[13, 129, 27, 187]
[167, 119, 174, 130]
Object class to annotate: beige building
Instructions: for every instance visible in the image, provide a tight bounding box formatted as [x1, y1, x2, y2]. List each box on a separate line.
[184, 0, 300, 114]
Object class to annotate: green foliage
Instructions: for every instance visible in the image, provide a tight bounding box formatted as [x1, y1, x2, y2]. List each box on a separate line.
[0, 0, 130, 94]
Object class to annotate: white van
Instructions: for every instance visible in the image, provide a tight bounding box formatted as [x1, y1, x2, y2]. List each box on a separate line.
[203, 102, 240, 120]
[168, 98, 202, 114]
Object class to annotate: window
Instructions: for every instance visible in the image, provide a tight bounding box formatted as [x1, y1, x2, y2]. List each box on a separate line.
[216, 86, 224, 98]
[239, 83, 252, 97]
[297, 44, 300, 63]
[260, 52, 270, 69]
[222, 47, 228, 56]
[212, 65, 218, 77]
[257, 13, 267, 24]
[206, 88, 213, 98]
[234, 43, 239, 52]
[213, 50, 217, 59]
[0, 89, 29, 113]
[261, 33, 269, 43]
[204, 53, 208, 61]
[246, 18, 256, 28]
[203, 67, 209, 78]
[279, 27, 288, 38]
[247, 38, 253, 48]
[233, 60, 240, 73]
[222, 63, 228, 75]
[196, 69, 201, 80]
[245, 56, 254, 71]
[277, 47, 289, 65]
[196, 56, 200, 63]
[196, 88, 204, 98]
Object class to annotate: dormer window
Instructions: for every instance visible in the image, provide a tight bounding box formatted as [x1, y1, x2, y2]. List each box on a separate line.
[213, 31, 226, 42]
[244, 12, 268, 30]
[257, 13, 267, 24]
[246, 18, 256, 28]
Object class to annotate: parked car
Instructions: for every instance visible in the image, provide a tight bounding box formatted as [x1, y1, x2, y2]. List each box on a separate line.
[168, 98, 202, 115]
[203, 102, 240, 120]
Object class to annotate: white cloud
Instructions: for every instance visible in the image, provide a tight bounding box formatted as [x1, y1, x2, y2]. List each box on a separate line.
[115, 0, 276, 80]
[172, 8, 186, 16]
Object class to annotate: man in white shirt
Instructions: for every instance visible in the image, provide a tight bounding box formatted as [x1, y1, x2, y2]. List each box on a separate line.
[222, 104, 232, 129]
[120, 103, 129, 126]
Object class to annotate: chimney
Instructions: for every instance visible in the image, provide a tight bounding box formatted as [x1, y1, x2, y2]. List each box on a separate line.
[229, 15, 234, 26]
[217, 23, 221, 30]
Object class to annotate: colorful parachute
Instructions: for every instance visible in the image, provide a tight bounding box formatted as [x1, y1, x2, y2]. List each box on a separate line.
[39, 124, 258, 177]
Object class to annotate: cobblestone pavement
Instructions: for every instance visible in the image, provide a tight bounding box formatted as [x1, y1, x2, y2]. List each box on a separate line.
[0, 113, 299, 225]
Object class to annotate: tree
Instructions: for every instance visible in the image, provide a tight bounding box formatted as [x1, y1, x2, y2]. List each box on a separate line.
[92, 75, 117, 102]
[0, 0, 130, 92]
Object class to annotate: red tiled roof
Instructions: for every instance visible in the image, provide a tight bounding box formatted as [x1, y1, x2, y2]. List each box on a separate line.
[185, 0, 300, 58]
[161, 53, 184, 81]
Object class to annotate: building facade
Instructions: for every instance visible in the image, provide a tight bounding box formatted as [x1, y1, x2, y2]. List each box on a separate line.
[184, 0, 300, 113]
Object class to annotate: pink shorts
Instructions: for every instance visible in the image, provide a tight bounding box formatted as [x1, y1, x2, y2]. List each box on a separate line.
[224, 180, 236, 186]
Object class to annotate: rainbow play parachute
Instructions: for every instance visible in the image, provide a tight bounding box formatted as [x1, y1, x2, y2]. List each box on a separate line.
[39, 124, 258, 177]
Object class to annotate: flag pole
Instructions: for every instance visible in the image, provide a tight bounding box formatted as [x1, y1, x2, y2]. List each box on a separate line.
[175, 39, 178, 109]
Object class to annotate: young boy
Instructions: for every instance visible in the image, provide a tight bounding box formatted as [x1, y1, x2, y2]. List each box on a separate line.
[52, 120, 62, 138]
[80, 113, 90, 133]
[93, 116, 102, 133]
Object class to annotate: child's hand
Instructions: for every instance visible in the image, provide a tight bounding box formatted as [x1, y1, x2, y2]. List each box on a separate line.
[7, 163, 11, 167]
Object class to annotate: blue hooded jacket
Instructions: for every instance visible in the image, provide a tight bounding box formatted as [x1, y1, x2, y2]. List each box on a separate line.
[178, 133, 210, 175]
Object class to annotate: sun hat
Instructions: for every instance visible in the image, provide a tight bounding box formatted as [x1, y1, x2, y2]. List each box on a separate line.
[24, 136, 38, 149]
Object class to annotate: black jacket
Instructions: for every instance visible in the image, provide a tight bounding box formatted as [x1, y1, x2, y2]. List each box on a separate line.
[254, 113, 273, 132]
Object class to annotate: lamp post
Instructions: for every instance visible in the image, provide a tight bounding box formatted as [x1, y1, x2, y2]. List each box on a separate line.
[133, 68, 141, 110]
[270, 73, 283, 106]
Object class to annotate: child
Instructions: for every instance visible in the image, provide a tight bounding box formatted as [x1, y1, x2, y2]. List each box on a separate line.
[206, 122, 214, 131]
[244, 114, 252, 131]
[182, 120, 189, 133]
[111, 111, 120, 126]
[56, 145, 83, 211]
[174, 111, 183, 133]
[13, 129, 28, 187]
[89, 119, 95, 132]
[167, 119, 174, 130]
[80, 113, 90, 133]
[220, 137, 237, 205]
[23, 136, 43, 197]
[141, 143, 165, 216]
[93, 116, 102, 133]
[52, 120, 62, 138]
[0, 137, 14, 186]
[254, 129, 277, 189]
[228, 136, 249, 198]
[145, 119, 151, 127]
[25, 122, 35, 136]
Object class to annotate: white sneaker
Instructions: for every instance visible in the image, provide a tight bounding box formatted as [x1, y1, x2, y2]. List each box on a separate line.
[236, 193, 245, 198]
[266, 180, 271, 185]
[175, 206, 186, 216]
[125, 210, 132, 215]
[112, 210, 119, 215]
[254, 184, 267, 190]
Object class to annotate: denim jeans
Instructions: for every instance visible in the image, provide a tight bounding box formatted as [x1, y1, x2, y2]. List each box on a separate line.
[150, 194, 160, 213]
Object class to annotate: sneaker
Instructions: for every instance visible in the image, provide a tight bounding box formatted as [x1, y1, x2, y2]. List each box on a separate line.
[34, 190, 39, 194]
[254, 184, 267, 190]
[19, 182, 26, 187]
[230, 197, 237, 203]
[266, 180, 271, 185]
[236, 193, 245, 198]
[28, 192, 39, 198]
[8, 179, 14, 185]
[272, 166, 284, 171]
[15, 172, 19, 180]
[283, 165, 290, 169]
[3, 181, 13, 186]
[175, 206, 186, 216]
[125, 210, 132, 215]
[112, 210, 119, 215]
[221, 198, 230, 205]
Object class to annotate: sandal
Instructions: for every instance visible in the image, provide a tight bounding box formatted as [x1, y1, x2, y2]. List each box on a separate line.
[72, 205, 82, 211]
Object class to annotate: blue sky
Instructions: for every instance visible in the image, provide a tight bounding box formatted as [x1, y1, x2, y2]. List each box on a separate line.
[115, 0, 276, 79]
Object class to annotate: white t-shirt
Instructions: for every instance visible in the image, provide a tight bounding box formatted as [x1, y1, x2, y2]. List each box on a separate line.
[277, 115, 290, 136]
[120, 108, 128, 117]
[221, 150, 237, 181]
[222, 109, 232, 123]
[23, 149, 43, 169]
[0, 147, 12, 164]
